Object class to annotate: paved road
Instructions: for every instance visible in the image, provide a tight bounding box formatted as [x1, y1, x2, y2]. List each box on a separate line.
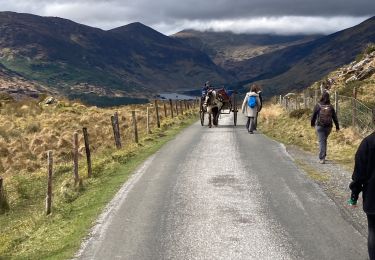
[77, 114, 367, 260]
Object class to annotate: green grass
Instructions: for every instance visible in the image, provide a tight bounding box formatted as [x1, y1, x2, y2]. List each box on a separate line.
[0, 114, 198, 259]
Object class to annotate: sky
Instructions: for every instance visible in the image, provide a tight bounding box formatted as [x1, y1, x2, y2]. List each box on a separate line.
[0, 0, 374, 35]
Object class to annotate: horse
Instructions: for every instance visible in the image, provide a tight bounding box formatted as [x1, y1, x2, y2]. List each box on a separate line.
[203, 90, 223, 128]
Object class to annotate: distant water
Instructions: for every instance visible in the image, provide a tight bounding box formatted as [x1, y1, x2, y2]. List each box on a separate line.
[156, 93, 197, 100]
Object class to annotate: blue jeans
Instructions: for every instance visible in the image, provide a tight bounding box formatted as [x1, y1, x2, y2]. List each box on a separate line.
[316, 126, 332, 160]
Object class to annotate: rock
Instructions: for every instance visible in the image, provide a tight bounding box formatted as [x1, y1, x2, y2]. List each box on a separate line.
[352, 58, 371, 70]
[345, 75, 358, 83]
[357, 66, 375, 81]
[44, 96, 56, 104]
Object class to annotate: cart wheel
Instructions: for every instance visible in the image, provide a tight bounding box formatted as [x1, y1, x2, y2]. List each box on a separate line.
[200, 110, 205, 126]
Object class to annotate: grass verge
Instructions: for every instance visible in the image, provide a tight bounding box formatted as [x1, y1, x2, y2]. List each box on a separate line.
[0, 113, 198, 259]
[259, 104, 362, 169]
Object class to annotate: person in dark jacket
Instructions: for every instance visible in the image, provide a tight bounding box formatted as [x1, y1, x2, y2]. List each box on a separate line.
[311, 92, 340, 164]
[253, 84, 263, 130]
[349, 108, 375, 259]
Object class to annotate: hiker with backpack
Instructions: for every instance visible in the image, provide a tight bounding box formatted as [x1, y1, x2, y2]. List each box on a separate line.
[311, 92, 340, 164]
[348, 108, 375, 259]
[241, 85, 261, 134]
[253, 84, 263, 130]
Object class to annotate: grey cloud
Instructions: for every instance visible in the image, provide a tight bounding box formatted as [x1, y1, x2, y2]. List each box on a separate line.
[0, 0, 374, 34]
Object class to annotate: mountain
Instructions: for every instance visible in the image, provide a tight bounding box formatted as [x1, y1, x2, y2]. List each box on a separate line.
[0, 12, 233, 103]
[172, 30, 320, 69]
[231, 16, 375, 96]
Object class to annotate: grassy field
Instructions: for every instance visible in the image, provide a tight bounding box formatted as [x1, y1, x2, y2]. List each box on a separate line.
[0, 98, 198, 259]
[259, 104, 363, 169]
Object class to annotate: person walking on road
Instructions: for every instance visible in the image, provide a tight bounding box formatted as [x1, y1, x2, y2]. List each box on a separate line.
[242, 85, 261, 134]
[253, 84, 263, 130]
[348, 108, 375, 259]
[310, 92, 340, 164]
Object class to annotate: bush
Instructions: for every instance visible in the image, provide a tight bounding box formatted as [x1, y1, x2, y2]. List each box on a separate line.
[289, 109, 312, 119]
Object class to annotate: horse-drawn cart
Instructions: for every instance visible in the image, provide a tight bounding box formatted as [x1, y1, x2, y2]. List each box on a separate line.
[199, 88, 238, 127]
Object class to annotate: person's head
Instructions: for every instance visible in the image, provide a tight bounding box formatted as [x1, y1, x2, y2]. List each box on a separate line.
[205, 81, 210, 87]
[320, 92, 331, 105]
[250, 84, 258, 93]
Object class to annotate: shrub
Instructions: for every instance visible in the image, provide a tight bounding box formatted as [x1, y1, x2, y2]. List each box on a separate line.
[289, 109, 312, 119]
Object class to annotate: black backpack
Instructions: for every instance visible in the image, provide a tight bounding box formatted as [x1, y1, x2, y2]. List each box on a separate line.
[318, 104, 333, 127]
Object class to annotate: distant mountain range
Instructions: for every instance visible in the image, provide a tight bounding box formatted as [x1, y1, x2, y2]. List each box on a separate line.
[0, 12, 232, 103]
[0, 11, 374, 104]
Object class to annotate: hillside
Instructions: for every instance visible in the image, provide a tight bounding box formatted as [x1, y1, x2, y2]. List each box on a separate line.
[172, 30, 319, 69]
[315, 44, 375, 107]
[234, 16, 375, 96]
[0, 12, 232, 104]
[0, 63, 51, 100]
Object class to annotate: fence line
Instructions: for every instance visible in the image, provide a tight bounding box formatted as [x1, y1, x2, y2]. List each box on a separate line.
[279, 89, 374, 135]
[0, 99, 199, 214]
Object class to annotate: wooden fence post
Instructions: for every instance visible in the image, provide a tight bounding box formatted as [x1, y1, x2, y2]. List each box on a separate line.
[314, 89, 319, 105]
[169, 99, 174, 118]
[352, 87, 357, 127]
[163, 102, 167, 118]
[175, 100, 179, 116]
[334, 91, 339, 115]
[146, 107, 151, 134]
[180, 100, 184, 115]
[111, 112, 122, 149]
[0, 177, 9, 214]
[154, 100, 160, 128]
[73, 132, 79, 184]
[132, 111, 138, 143]
[82, 127, 92, 178]
[303, 92, 308, 109]
[296, 97, 300, 109]
[46, 150, 53, 215]
[285, 98, 289, 110]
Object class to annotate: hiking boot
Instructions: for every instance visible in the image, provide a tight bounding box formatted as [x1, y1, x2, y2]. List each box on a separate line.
[319, 159, 325, 164]
[249, 131, 254, 134]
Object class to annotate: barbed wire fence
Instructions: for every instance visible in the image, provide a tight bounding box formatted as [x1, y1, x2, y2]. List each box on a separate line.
[278, 87, 374, 136]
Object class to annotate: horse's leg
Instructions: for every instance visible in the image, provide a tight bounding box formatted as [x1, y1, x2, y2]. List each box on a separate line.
[208, 113, 212, 128]
[213, 108, 219, 126]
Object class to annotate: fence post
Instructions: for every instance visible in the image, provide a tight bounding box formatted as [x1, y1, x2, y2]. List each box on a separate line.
[352, 87, 357, 127]
[180, 100, 184, 115]
[334, 91, 339, 115]
[0, 177, 9, 214]
[314, 89, 319, 105]
[111, 113, 122, 149]
[82, 127, 92, 178]
[303, 92, 308, 109]
[163, 102, 167, 118]
[279, 95, 282, 105]
[73, 132, 79, 184]
[285, 98, 289, 110]
[175, 100, 179, 116]
[154, 100, 160, 128]
[46, 150, 53, 215]
[169, 99, 174, 118]
[146, 107, 151, 134]
[132, 111, 138, 143]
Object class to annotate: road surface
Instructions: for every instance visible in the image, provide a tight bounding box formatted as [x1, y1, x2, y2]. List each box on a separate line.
[77, 114, 367, 260]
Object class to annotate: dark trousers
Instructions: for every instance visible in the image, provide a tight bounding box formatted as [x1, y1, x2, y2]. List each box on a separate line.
[368, 214, 375, 260]
[316, 126, 332, 160]
[246, 117, 255, 132]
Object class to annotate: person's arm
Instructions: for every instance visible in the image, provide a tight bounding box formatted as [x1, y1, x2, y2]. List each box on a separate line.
[311, 104, 320, 127]
[331, 106, 340, 130]
[258, 93, 263, 112]
[241, 95, 248, 114]
[349, 138, 369, 204]
[256, 96, 261, 112]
